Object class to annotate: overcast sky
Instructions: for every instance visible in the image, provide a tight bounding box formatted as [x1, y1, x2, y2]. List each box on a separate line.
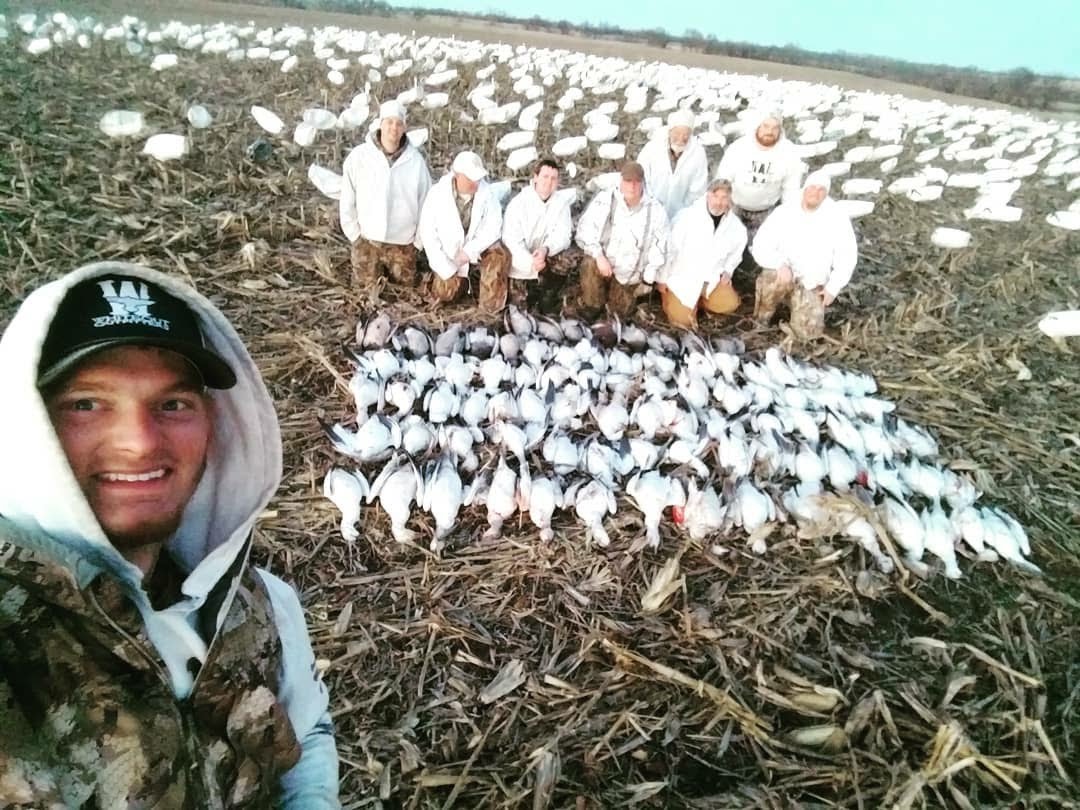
[391, 0, 1078, 77]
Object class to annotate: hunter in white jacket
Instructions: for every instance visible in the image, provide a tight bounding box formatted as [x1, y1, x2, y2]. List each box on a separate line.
[0, 262, 338, 807]
[575, 162, 669, 317]
[713, 110, 804, 232]
[637, 109, 709, 221]
[502, 160, 574, 281]
[502, 159, 578, 311]
[575, 162, 670, 320]
[419, 151, 511, 312]
[340, 100, 432, 286]
[751, 171, 858, 338]
[657, 179, 747, 328]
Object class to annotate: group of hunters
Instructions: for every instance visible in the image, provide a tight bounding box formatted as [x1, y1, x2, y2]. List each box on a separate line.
[0, 99, 861, 807]
[341, 101, 859, 340]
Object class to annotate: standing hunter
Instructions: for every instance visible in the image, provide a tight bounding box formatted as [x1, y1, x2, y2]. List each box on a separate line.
[713, 109, 804, 246]
[0, 263, 339, 807]
[340, 100, 432, 288]
[637, 108, 709, 221]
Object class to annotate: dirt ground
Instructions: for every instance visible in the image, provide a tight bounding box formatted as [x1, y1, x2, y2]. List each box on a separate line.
[60, 0, 1020, 109]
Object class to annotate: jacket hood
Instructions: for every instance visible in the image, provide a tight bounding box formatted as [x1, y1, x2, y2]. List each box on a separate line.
[0, 261, 282, 596]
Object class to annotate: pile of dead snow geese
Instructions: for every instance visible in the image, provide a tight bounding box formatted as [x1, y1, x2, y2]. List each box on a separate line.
[323, 308, 1037, 579]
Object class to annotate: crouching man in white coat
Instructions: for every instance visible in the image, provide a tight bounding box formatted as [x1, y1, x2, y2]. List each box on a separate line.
[501, 157, 577, 312]
[574, 161, 669, 319]
[0, 263, 339, 807]
[419, 150, 511, 313]
[657, 178, 747, 329]
[750, 171, 858, 339]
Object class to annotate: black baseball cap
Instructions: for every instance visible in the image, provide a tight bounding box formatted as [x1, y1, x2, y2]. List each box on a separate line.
[38, 275, 237, 389]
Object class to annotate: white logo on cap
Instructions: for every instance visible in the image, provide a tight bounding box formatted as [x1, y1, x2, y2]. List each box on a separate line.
[93, 279, 171, 330]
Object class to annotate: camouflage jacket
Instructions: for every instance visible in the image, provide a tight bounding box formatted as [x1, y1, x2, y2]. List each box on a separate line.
[0, 518, 302, 808]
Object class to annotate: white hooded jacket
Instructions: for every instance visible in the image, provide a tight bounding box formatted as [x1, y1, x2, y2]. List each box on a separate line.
[713, 126, 804, 212]
[339, 133, 432, 245]
[0, 262, 338, 807]
[501, 185, 574, 280]
[751, 197, 858, 298]
[637, 134, 709, 220]
[575, 188, 670, 286]
[658, 197, 748, 308]
[419, 173, 504, 281]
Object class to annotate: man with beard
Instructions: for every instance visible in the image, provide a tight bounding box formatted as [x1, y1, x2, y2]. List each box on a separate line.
[501, 158, 577, 312]
[656, 178, 747, 329]
[340, 100, 432, 288]
[750, 171, 858, 339]
[713, 110, 804, 243]
[637, 109, 709, 220]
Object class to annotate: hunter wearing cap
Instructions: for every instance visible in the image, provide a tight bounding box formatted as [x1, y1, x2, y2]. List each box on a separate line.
[418, 149, 511, 313]
[637, 108, 709, 220]
[750, 171, 858, 339]
[574, 161, 670, 319]
[0, 263, 339, 807]
[340, 100, 433, 288]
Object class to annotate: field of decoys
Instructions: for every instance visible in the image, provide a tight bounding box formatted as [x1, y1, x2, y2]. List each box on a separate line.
[3, 5, 1080, 807]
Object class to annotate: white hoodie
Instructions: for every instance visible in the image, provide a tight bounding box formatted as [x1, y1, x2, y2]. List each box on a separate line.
[419, 173, 504, 281]
[713, 133, 804, 212]
[751, 197, 858, 298]
[339, 133, 432, 245]
[501, 185, 574, 280]
[658, 197, 747, 308]
[0, 261, 338, 807]
[637, 133, 709, 220]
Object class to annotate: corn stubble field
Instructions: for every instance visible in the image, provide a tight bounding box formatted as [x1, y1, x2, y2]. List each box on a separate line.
[1, 6, 1079, 809]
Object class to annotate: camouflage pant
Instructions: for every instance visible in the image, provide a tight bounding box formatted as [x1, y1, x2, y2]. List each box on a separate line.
[429, 243, 511, 313]
[733, 205, 775, 245]
[507, 247, 582, 312]
[754, 269, 826, 339]
[351, 237, 418, 287]
[578, 256, 639, 318]
[660, 280, 739, 329]
[732, 205, 776, 283]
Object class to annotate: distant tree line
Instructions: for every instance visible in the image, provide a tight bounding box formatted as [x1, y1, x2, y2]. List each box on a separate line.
[224, 0, 1078, 111]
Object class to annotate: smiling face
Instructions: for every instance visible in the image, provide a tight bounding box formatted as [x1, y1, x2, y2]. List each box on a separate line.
[45, 345, 212, 558]
[379, 116, 405, 152]
[533, 165, 559, 201]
